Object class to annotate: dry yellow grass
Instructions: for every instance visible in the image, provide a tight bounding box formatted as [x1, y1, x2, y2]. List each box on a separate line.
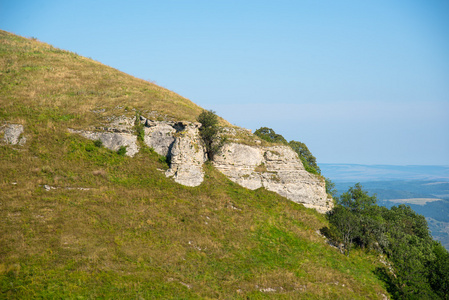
[0, 30, 231, 128]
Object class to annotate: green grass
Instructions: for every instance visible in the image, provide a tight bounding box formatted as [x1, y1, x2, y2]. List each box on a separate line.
[1, 30, 389, 299]
[0, 128, 389, 299]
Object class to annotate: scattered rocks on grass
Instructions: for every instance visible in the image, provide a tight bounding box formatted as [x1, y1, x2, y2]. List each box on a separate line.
[1, 124, 26, 145]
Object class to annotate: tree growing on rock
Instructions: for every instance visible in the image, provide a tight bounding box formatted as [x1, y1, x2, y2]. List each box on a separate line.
[197, 110, 224, 160]
[254, 127, 288, 144]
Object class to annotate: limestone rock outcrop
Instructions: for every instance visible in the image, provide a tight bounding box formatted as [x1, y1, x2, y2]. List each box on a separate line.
[160, 123, 206, 187]
[1, 124, 26, 146]
[68, 129, 139, 157]
[143, 121, 176, 157]
[69, 117, 206, 187]
[143, 120, 206, 187]
[213, 143, 333, 213]
[68, 116, 331, 213]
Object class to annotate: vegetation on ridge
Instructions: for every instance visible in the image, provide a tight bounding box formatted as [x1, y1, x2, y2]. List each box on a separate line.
[254, 127, 321, 175]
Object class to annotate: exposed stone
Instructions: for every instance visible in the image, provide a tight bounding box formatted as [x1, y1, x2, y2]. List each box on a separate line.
[141, 120, 206, 187]
[67, 117, 332, 213]
[68, 129, 139, 157]
[143, 122, 176, 157]
[91, 108, 106, 113]
[103, 115, 135, 133]
[42, 184, 91, 191]
[159, 122, 206, 187]
[213, 143, 333, 213]
[1, 124, 26, 145]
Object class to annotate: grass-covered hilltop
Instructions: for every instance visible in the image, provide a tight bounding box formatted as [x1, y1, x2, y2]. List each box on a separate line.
[1, 30, 446, 299]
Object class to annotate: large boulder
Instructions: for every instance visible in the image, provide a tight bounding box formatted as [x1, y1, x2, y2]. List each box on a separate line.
[68, 129, 139, 157]
[213, 143, 333, 213]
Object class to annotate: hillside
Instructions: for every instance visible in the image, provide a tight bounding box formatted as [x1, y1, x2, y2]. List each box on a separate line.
[0, 31, 389, 298]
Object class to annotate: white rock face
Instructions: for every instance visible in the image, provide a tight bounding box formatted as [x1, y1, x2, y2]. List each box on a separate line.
[213, 143, 333, 213]
[69, 116, 206, 186]
[1, 124, 26, 145]
[68, 129, 139, 157]
[68, 117, 332, 212]
[143, 121, 176, 157]
[160, 122, 206, 187]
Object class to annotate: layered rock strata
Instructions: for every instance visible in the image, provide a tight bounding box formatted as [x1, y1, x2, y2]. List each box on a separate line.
[68, 116, 331, 212]
[144, 120, 206, 187]
[213, 143, 332, 213]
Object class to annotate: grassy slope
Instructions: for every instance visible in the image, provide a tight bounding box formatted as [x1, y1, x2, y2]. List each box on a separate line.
[1, 31, 388, 299]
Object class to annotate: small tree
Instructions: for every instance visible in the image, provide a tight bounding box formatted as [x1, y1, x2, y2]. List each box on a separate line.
[338, 183, 377, 212]
[197, 110, 223, 160]
[254, 127, 288, 144]
[327, 206, 360, 256]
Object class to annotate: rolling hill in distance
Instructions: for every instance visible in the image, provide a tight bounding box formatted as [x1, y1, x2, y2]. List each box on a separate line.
[320, 164, 449, 182]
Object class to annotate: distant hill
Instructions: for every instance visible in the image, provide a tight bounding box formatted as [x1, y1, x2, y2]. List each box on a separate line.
[320, 163, 449, 182]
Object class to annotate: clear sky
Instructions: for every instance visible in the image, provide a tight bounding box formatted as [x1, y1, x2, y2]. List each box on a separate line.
[1, 0, 448, 165]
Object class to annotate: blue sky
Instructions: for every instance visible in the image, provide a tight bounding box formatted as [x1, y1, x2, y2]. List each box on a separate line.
[1, 0, 448, 165]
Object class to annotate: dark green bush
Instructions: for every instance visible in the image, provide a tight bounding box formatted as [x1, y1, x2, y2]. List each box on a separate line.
[94, 139, 103, 148]
[197, 110, 224, 160]
[117, 146, 127, 156]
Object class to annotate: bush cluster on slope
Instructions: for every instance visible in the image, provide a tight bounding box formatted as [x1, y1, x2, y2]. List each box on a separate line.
[322, 183, 449, 299]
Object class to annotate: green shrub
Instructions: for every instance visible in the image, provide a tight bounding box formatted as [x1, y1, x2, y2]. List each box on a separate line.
[197, 110, 224, 160]
[254, 127, 287, 144]
[289, 140, 320, 174]
[94, 139, 103, 148]
[117, 146, 127, 156]
[134, 113, 145, 142]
